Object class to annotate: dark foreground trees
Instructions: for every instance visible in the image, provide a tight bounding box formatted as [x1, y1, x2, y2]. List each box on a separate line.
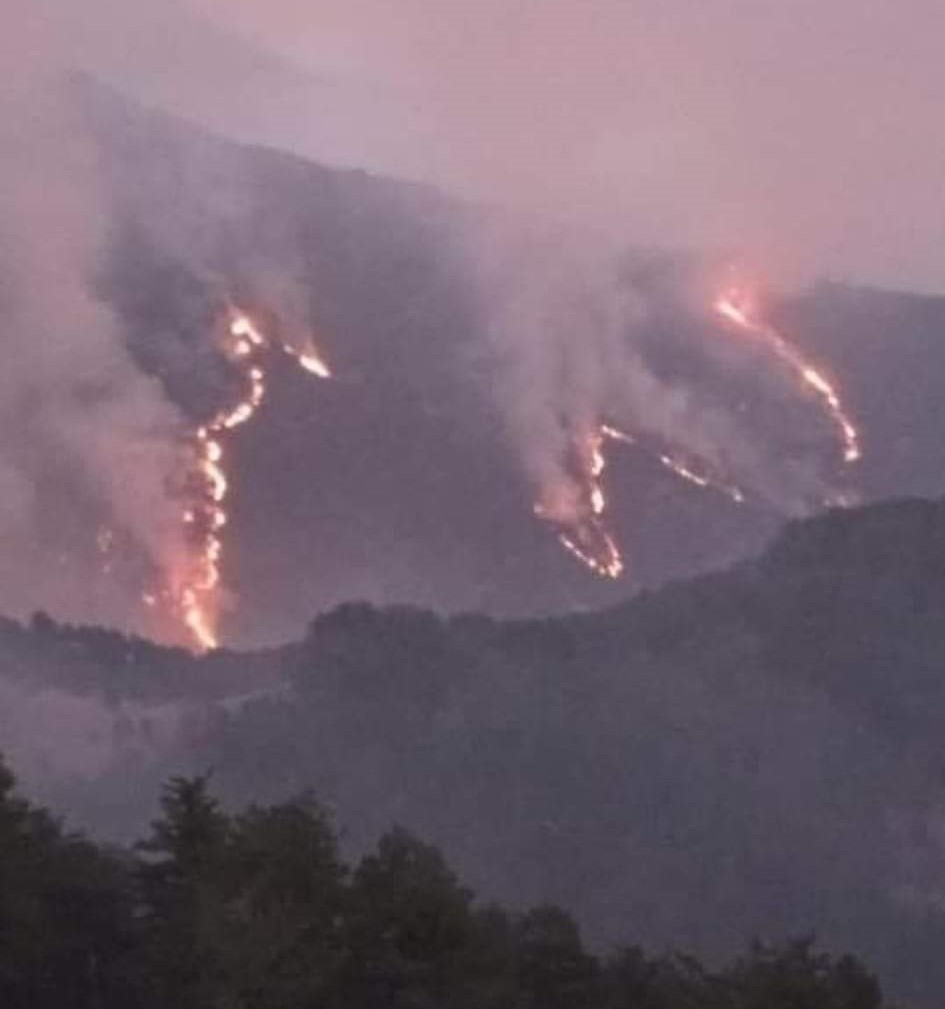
[0, 759, 892, 1009]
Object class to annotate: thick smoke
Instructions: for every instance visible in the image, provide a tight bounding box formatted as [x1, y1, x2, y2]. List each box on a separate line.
[469, 223, 828, 537]
[170, 0, 945, 292]
[0, 3, 187, 627]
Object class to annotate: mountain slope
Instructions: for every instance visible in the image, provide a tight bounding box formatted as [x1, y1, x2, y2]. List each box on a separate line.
[72, 82, 945, 644]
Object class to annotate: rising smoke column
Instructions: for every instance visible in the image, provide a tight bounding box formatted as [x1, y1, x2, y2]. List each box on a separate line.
[466, 220, 863, 581]
[0, 3, 192, 628]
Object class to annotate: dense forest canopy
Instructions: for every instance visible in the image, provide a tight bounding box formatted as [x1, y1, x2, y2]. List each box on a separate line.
[0, 760, 890, 1009]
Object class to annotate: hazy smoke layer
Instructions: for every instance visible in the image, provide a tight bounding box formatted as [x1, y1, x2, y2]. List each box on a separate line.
[175, 0, 945, 293]
[40, 0, 943, 293]
[469, 222, 830, 535]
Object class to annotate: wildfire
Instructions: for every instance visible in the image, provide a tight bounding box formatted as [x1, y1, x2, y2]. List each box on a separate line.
[539, 416, 754, 581]
[287, 346, 332, 379]
[714, 286, 861, 465]
[568, 428, 624, 579]
[536, 427, 624, 580]
[657, 451, 746, 505]
[558, 526, 624, 580]
[600, 424, 745, 505]
[140, 280, 858, 626]
[542, 280, 860, 583]
[168, 308, 331, 651]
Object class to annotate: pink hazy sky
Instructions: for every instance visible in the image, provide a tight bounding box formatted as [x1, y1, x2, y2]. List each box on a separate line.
[56, 0, 945, 290]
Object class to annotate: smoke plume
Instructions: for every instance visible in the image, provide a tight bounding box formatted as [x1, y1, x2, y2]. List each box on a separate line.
[0, 2, 187, 628]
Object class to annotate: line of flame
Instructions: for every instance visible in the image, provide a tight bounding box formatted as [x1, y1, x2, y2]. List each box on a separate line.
[601, 423, 746, 504]
[171, 309, 331, 651]
[714, 289, 861, 465]
[536, 427, 624, 580]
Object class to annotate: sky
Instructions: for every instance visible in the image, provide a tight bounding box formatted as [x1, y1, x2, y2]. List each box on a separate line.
[61, 0, 945, 294]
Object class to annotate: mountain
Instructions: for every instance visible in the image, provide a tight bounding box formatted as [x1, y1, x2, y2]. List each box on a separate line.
[72, 81, 945, 645]
[4, 495, 945, 1006]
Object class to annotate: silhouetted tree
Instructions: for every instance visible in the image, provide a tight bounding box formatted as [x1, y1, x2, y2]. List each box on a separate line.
[0, 761, 900, 1009]
[216, 796, 347, 1008]
[515, 904, 598, 1009]
[341, 826, 474, 1008]
[724, 937, 884, 1009]
[135, 774, 231, 1009]
[0, 756, 135, 1009]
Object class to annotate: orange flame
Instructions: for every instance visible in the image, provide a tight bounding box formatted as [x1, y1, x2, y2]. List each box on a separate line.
[537, 427, 624, 580]
[714, 287, 861, 465]
[540, 277, 860, 584]
[601, 424, 746, 504]
[169, 308, 332, 651]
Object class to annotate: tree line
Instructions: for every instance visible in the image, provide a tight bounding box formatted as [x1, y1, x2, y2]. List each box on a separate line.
[0, 758, 893, 1009]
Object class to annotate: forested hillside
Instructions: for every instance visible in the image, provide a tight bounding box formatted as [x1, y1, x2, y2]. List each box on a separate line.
[3, 497, 945, 1005]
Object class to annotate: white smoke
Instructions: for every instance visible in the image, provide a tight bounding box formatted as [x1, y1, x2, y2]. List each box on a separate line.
[0, 1, 188, 627]
[469, 221, 826, 543]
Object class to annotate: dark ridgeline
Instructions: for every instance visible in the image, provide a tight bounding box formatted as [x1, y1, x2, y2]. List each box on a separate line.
[0, 759, 888, 1009]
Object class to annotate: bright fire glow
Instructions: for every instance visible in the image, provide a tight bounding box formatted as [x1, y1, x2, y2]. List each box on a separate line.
[714, 287, 861, 465]
[600, 423, 744, 503]
[145, 284, 859, 624]
[168, 309, 332, 651]
[657, 451, 745, 505]
[292, 348, 333, 379]
[539, 419, 753, 581]
[537, 428, 624, 581]
[542, 280, 860, 583]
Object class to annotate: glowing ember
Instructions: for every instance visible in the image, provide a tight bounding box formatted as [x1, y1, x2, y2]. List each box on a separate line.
[714, 287, 861, 465]
[169, 308, 332, 651]
[600, 424, 636, 446]
[536, 428, 624, 580]
[538, 278, 862, 584]
[539, 416, 754, 581]
[559, 526, 624, 580]
[601, 424, 746, 504]
[148, 284, 857, 629]
[656, 451, 745, 505]
[292, 348, 333, 379]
